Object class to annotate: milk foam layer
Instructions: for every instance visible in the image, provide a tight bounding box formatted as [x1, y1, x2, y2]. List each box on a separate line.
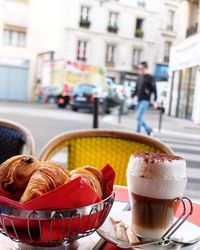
[127, 152, 187, 180]
[127, 174, 187, 199]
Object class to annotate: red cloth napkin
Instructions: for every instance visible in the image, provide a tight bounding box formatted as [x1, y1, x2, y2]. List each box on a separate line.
[0, 164, 115, 244]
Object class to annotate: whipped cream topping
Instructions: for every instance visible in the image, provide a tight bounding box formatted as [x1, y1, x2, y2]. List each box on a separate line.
[127, 152, 187, 180]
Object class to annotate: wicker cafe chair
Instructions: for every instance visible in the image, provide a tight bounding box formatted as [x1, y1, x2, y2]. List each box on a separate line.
[39, 129, 173, 186]
[0, 119, 35, 164]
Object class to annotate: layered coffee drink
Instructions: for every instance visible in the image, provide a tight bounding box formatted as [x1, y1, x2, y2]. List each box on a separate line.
[126, 152, 187, 239]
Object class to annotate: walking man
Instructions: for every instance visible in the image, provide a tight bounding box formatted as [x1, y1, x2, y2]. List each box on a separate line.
[132, 61, 157, 135]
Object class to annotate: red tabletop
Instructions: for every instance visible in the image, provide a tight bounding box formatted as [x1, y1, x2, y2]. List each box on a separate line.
[100, 186, 200, 250]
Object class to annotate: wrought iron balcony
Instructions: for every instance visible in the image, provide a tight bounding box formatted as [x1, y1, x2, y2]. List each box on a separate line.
[135, 29, 144, 38]
[79, 19, 91, 29]
[107, 25, 118, 34]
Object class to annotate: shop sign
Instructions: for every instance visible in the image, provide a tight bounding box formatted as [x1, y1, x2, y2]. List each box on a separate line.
[170, 35, 200, 71]
[0, 57, 29, 67]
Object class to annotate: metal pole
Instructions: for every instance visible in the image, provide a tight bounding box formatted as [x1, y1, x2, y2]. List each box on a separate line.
[118, 100, 123, 123]
[93, 97, 99, 128]
[158, 108, 162, 132]
[158, 102, 164, 132]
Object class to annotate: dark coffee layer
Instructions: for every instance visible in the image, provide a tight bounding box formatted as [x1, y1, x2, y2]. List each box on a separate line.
[134, 152, 183, 164]
[130, 192, 179, 230]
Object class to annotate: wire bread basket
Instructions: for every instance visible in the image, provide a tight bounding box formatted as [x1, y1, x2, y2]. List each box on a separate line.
[0, 191, 115, 248]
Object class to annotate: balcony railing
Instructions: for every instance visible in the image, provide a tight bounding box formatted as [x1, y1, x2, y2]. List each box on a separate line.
[186, 23, 198, 37]
[79, 19, 91, 28]
[135, 29, 144, 38]
[107, 25, 118, 34]
[77, 56, 87, 62]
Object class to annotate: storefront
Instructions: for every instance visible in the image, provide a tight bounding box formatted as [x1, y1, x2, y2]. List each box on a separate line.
[0, 57, 29, 101]
[168, 34, 200, 123]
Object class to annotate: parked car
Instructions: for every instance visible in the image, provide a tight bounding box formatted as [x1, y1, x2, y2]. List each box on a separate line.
[70, 83, 120, 113]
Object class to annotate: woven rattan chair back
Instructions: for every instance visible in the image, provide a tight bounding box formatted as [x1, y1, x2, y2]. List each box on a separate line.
[39, 129, 173, 186]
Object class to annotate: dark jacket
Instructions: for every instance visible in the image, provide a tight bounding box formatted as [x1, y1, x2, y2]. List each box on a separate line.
[132, 74, 157, 102]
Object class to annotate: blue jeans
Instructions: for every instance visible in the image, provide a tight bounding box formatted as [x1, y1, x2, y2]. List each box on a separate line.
[135, 100, 152, 134]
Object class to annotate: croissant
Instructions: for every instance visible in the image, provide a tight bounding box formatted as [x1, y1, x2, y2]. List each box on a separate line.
[0, 155, 40, 201]
[71, 166, 106, 199]
[20, 161, 70, 204]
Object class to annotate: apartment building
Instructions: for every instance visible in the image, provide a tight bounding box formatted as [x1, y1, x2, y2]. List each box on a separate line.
[60, 0, 159, 85]
[167, 0, 200, 123]
[154, 0, 181, 82]
[0, 0, 181, 101]
[34, 0, 181, 89]
[31, 0, 160, 89]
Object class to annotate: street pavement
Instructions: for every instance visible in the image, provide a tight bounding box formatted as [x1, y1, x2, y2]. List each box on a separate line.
[0, 101, 199, 202]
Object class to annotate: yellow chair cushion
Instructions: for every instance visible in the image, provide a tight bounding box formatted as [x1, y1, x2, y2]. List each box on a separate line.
[67, 137, 162, 186]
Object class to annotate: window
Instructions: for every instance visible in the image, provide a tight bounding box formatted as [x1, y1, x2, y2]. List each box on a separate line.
[169, 71, 180, 117]
[169, 67, 197, 119]
[135, 18, 144, 38]
[80, 6, 90, 21]
[186, 2, 199, 37]
[106, 44, 115, 65]
[167, 10, 175, 31]
[108, 12, 118, 27]
[77, 40, 87, 62]
[79, 6, 91, 28]
[3, 29, 26, 47]
[132, 48, 142, 66]
[107, 12, 118, 33]
[164, 41, 172, 63]
[137, 0, 146, 7]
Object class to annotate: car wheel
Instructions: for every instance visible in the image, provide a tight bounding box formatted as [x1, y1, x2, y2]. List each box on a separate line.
[72, 107, 78, 112]
[105, 108, 111, 114]
[58, 103, 67, 108]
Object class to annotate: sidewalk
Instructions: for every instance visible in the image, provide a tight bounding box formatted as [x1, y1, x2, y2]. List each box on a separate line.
[100, 108, 200, 139]
[0, 101, 200, 138]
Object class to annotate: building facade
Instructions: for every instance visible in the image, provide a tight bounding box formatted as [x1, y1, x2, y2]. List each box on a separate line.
[167, 0, 200, 123]
[33, 0, 181, 89]
[0, 0, 181, 101]
[60, 0, 159, 85]
[55, 0, 180, 85]
[154, 0, 181, 82]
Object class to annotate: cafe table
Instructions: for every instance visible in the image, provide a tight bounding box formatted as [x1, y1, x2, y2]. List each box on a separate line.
[0, 186, 199, 250]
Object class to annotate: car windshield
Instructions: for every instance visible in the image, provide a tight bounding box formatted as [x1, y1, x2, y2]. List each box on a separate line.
[75, 85, 94, 94]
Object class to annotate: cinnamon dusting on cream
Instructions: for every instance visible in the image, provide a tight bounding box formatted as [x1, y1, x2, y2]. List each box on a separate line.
[134, 152, 182, 164]
[127, 152, 187, 180]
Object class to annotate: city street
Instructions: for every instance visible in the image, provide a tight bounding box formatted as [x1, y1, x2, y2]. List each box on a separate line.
[0, 101, 200, 202]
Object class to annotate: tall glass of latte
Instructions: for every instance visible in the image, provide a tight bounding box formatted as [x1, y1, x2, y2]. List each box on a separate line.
[126, 152, 187, 239]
